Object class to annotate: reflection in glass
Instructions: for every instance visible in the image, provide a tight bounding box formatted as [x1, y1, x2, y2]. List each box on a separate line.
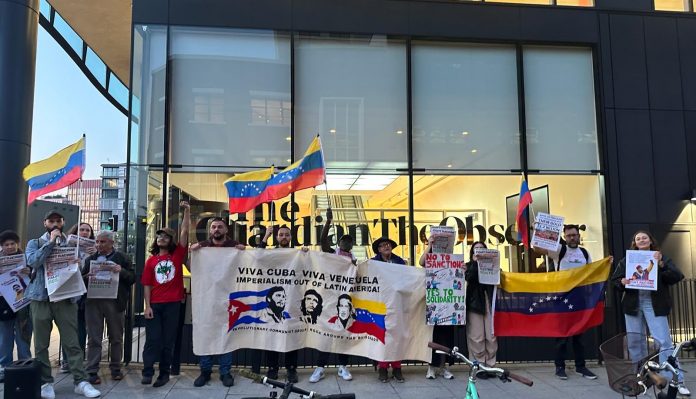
[170, 27, 291, 171]
[412, 42, 520, 171]
[524, 46, 599, 171]
[294, 34, 408, 173]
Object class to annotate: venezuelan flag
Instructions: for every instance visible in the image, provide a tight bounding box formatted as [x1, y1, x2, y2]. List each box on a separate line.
[225, 136, 325, 213]
[493, 258, 611, 337]
[23, 137, 86, 204]
[516, 178, 533, 248]
[349, 298, 387, 344]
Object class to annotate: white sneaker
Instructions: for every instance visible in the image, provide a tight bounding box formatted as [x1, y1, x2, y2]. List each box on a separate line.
[41, 383, 56, 399]
[426, 366, 436, 379]
[678, 384, 691, 396]
[309, 367, 325, 383]
[338, 365, 353, 381]
[439, 367, 454, 380]
[74, 381, 101, 398]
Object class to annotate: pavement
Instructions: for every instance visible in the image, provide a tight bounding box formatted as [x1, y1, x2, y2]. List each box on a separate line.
[2, 361, 694, 399]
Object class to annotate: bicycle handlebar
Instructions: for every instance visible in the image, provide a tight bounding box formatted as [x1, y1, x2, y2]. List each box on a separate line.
[238, 369, 314, 397]
[428, 342, 452, 353]
[428, 342, 533, 387]
[506, 371, 534, 387]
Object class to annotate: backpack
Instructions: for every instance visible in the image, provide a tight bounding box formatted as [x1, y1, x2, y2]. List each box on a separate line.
[550, 244, 589, 271]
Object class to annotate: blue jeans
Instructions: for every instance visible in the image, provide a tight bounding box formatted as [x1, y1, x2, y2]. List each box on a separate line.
[625, 297, 683, 383]
[199, 352, 233, 375]
[0, 318, 32, 367]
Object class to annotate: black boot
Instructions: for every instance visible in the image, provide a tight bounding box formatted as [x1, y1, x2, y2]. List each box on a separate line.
[194, 371, 211, 387]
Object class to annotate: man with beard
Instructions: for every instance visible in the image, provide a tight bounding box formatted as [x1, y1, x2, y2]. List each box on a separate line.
[533, 224, 597, 381]
[261, 286, 288, 323]
[300, 289, 323, 324]
[252, 225, 306, 382]
[25, 210, 101, 398]
[190, 217, 243, 388]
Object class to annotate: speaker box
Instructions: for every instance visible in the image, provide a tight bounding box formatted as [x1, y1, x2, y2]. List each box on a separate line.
[4, 359, 40, 399]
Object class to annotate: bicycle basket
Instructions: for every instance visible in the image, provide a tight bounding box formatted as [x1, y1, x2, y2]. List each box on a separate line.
[599, 332, 659, 396]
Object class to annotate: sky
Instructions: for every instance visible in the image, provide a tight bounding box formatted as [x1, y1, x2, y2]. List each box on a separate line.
[31, 28, 128, 181]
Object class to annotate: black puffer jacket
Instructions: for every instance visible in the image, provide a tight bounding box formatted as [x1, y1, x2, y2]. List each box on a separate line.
[464, 260, 495, 315]
[611, 254, 683, 317]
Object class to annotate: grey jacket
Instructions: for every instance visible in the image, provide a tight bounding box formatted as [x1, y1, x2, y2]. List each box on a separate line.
[25, 232, 78, 302]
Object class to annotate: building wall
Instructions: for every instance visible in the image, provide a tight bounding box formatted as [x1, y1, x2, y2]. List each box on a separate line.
[65, 179, 102, 232]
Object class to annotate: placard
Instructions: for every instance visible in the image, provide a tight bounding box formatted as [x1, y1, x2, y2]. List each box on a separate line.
[45, 246, 86, 302]
[429, 226, 455, 254]
[86, 260, 120, 299]
[531, 212, 565, 251]
[625, 250, 658, 291]
[0, 254, 30, 312]
[425, 253, 466, 326]
[67, 235, 96, 261]
[475, 248, 500, 285]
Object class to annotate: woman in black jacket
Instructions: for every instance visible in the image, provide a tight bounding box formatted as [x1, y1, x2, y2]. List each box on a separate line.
[610, 230, 689, 396]
[464, 241, 497, 378]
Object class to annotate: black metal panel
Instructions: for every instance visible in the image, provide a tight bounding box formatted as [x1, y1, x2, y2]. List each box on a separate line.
[644, 17, 683, 111]
[292, 0, 408, 35]
[609, 14, 649, 110]
[0, 0, 38, 241]
[406, 2, 520, 40]
[614, 109, 656, 223]
[598, 13, 614, 109]
[684, 111, 696, 190]
[595, 0, 652, 12]
[519, 7, 598, 44]
[650, 110, 690, 222]
[168, 0, 292, 30]
[604, 110, 623, 225]
[132, 0, 168, 25]
[678, 19, 696, 111]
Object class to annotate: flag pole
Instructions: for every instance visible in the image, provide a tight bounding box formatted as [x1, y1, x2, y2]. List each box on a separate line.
[317, 134, 334, 240]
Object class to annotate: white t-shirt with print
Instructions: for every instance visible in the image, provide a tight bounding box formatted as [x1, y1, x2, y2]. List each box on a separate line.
[550, 245, 592, 271]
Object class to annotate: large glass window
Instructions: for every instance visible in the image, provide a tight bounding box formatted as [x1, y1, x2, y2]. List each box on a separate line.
[412, 42, 520, 171]
[294, 34, 408, 173]
[170, 28, 291, 171]
[523, 46, 599, 171]
[654, 0, 694, 11]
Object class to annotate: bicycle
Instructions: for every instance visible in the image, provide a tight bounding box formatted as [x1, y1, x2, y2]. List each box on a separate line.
[635, 338, 696, 399]
[428, 342, 534, 399]
[238, 369, 356, 399]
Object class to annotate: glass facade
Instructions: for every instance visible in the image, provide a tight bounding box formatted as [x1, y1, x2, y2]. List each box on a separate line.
[127, 25, 607, 278]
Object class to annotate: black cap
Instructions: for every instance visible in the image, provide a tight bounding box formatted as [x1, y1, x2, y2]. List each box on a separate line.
[44, 209, 64, 220]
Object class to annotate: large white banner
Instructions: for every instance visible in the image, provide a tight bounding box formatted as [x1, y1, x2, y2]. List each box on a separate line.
[191, 248, 433, 362]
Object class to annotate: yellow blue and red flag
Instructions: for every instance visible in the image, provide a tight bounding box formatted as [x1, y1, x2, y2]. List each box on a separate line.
[225, 136, 326, 213]
[23, 137, 86, 204]
[328, 298, 387, 343]
[516, 177, 533, 248]
[493, 258, 611, 337]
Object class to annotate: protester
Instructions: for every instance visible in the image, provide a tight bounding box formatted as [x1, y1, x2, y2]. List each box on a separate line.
[250, 224, 307, 383]
[371, 237, 405, 383]
[464, 241, 497, 379]
[611, 230, 690, 396]
[0, 230, 32, 383]
[189, 217, 244, 388]
[419, 235, 454, 380]
[25, 210, 101, 398]
[309, 208, 354, 383]
[82, 230, 135, 384]
[60, 222, 95, 373]
[533, 224, 597, 380]
[141, 201, 191, 388]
